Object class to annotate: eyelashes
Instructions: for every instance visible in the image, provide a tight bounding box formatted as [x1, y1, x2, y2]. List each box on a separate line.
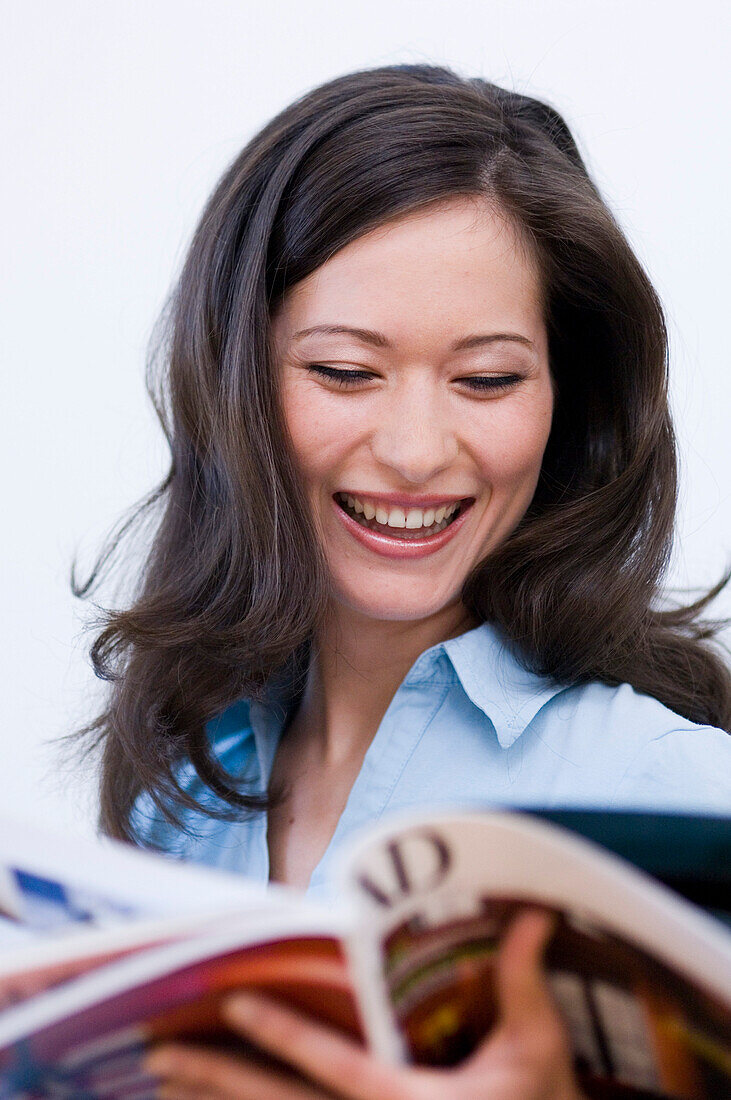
[455, 375, 521, 392]
[306, 364, 522, 392]
[307, 365, 374, 387]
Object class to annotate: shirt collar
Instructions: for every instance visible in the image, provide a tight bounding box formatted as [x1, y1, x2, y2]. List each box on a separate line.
[244, 621, 567, 770]
[405, 620, 567, 750]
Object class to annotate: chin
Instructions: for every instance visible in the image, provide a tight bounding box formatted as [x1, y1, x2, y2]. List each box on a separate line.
[335, 590, 459, 623]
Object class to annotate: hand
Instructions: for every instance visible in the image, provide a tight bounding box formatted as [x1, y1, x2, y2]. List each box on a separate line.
[144, 908, 587, 1099]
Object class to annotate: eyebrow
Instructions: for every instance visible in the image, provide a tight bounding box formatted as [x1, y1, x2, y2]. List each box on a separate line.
[291, 324, 535, 352]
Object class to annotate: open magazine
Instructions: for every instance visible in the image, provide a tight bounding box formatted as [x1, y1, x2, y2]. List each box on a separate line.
[0, 808, 728, 1099]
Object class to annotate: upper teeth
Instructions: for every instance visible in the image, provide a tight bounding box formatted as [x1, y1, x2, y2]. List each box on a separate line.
[339, 493, 460, 529]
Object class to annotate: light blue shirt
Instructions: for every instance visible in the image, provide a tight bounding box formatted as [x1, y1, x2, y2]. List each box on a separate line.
[131, 621, 731, 899]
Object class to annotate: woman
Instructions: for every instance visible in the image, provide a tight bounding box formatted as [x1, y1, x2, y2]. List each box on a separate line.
[74, 63, 730, 1097]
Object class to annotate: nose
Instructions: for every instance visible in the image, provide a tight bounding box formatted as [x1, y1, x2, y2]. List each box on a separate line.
[368, 380, 460, 485]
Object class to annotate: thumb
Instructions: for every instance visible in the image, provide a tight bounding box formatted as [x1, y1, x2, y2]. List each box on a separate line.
[494, 907, 559, 1034]
[467, 908, 586, 1099]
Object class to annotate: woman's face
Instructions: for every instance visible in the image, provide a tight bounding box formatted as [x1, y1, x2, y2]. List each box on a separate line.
[272, 197, 554, 623]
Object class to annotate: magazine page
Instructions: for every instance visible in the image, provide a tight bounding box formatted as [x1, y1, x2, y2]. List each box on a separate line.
[0, 905, 358, 1099]
[0, 906, 299, 1015]
[0, 814, 294, 1010]
[0, 814, 270, 936]
[338, 808, 731, 1100]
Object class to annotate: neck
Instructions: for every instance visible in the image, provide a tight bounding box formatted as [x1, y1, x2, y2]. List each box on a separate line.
[295, 601, 480, 765]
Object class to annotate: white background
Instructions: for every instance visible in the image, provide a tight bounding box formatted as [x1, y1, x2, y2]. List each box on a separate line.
[2, 1, 730, 839]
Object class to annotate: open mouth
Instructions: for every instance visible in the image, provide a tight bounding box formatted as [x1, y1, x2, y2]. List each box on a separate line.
[334, 492, 472, 540]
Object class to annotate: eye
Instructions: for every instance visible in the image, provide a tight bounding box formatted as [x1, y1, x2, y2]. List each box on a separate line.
[459, 374, 522, 392]
[306, 365, 375, 387]
[306, 365, 523, 392]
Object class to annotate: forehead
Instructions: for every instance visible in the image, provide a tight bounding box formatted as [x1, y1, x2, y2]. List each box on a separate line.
[271, 197, 545, 352]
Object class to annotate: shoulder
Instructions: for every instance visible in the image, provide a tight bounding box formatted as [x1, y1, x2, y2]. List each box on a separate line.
[130, 698, 258, 857]
[534, 678, 730, 812]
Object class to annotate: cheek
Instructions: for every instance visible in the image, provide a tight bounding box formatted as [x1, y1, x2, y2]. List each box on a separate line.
[281, 381, 356, 489]
[473, 399, 553, 492]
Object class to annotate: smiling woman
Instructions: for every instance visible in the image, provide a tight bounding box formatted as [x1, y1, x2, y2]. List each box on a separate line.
[70, 56, 731, 874]
[71, 61, 729, 1100]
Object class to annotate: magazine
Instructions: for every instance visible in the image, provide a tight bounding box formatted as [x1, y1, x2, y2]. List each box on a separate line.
[0, 808, 728, 1099]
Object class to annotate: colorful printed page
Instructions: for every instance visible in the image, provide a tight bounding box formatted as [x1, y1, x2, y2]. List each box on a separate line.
[0, 813, 305, 1013]
[0, 908, 351, 1099]
[0, 906, 298, 1014]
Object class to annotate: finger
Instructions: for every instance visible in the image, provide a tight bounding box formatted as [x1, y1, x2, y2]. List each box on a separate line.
[493, 907, 558, 1028]
[144, 1042, 327, 1100]
[224, 993, 415, 1100]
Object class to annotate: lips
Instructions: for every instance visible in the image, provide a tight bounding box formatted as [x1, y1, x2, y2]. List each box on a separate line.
[332, 494, 475, 560]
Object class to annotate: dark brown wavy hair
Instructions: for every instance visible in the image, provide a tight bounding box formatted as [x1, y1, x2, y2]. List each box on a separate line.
[71, 62, 731, 842]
